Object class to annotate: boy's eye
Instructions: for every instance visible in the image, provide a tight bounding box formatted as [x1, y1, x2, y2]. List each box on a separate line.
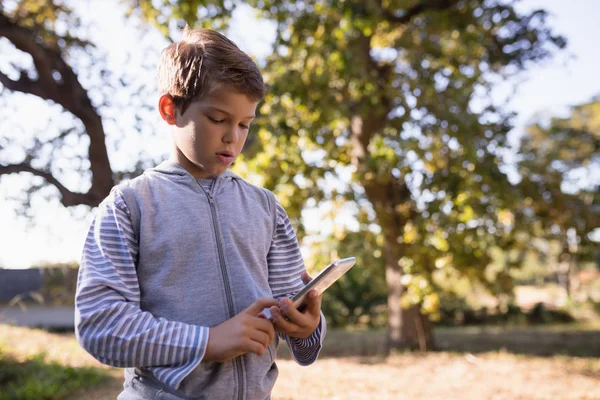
[240, 123, 250, 130]
[208, 116, 225, 124]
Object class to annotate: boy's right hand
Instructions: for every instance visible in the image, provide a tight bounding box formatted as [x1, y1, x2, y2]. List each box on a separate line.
[204, 298, 278, 363]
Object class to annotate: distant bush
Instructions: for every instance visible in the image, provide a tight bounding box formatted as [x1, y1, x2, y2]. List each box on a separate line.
[527, 302, 575, 325]
[37, 264, 79, 306]
[592, 300, 600, 315]
[4, 263, 79, 307]
[435, 300, 575, 327]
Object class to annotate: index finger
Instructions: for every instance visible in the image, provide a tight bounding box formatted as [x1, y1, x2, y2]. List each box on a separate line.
[254, 316, 276, 343]
[245, 298, 280, 315]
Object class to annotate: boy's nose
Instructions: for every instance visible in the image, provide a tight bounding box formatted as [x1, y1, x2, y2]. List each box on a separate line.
[223, 127, 240, 144]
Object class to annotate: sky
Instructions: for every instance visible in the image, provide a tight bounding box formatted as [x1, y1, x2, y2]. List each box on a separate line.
[0, 0, 599, 269]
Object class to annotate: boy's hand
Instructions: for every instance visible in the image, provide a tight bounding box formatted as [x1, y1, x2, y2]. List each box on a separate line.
[204, 298, 278, 363]
[270, 272, 322, 339]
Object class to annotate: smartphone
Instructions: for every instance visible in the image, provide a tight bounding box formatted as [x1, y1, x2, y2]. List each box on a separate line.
[292, 257, 356, 311]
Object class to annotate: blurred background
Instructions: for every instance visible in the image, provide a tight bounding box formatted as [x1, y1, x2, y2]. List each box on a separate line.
[0, 0, 598, 399]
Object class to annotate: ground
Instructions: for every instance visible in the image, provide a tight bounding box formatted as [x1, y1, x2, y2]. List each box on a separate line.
[0, 324, 598, 400]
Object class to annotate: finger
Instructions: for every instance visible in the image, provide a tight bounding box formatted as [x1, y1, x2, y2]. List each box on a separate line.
[301, 271, 312, 284]
[281, 295, 308, 314]
[278, 297, 310, 326]
[245, 298, 280, 316]
[254, 317, 276, 344]
[304, 290, 322, 315]
[242, 337, 267, 356]
[248, 329, 271, 350]
[270, 306, 297, 334]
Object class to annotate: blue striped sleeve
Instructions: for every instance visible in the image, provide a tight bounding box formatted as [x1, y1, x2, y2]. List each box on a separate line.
[74, 190, 208, 389]
[267, 201, 326, 365]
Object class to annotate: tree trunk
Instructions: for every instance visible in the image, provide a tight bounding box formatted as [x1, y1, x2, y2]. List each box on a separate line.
[385, 250, 404, 349]
[400, 303, 434, 351]
[382, 230, 435, 351]
[350, 108, 435, 351]
[361, 172, 435, 351]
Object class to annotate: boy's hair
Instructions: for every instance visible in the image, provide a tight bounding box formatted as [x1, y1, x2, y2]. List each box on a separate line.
[157, 27, 265, 115]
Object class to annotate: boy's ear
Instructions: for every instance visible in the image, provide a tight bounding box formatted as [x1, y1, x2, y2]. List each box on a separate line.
[158, 94, 177, 125]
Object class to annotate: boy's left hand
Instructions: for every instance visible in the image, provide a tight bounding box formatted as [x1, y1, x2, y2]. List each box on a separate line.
[270, 272, 322, 339]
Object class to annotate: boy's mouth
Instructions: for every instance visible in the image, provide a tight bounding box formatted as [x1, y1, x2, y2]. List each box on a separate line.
[216, 151, 234, 164]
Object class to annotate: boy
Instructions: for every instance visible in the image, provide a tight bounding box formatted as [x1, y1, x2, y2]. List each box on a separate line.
[75, 27, 326, 400]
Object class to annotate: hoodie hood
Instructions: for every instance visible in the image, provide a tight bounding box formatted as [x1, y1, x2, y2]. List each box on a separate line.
[149, 160, 241, 195]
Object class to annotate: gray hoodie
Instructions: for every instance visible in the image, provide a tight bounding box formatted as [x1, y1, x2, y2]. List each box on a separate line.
[75, 161, 325, 400]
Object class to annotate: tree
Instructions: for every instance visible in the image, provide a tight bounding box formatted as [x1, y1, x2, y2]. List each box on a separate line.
[4, 0, 594, 352]
[0, 0, 159, 211]
[137, 0, 570, 350]
[517, 99, 600, 295]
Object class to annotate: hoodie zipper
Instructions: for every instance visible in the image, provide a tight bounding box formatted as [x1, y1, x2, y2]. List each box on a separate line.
[200, 178, 245, 400]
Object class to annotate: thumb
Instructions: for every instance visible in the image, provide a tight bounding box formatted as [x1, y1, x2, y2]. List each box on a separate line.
[245, 298, 279, 315]
[301, 271, 313, 284]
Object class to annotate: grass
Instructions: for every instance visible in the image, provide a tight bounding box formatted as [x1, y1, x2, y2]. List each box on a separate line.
[0, 326, 119, 400]
[0, 324, 599, 399]
[0, 350, 109, 400]
[434, 323, 600, 357]
[276, 322, 600, 359]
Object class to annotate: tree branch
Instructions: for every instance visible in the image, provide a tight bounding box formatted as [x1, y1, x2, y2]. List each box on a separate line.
[0, 13, 61, 100]
[0, 10, 114, 206]
[381, 0, 459, 24]
[349, 33, 394, 166]
[0, 163, 102, 206]
[0, 69, 47, 99]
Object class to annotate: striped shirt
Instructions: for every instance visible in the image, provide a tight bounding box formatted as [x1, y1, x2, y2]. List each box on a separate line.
[76, 187, 324, 389]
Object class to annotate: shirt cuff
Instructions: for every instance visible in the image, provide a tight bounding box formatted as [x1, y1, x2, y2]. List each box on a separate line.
[286, 312, 327, 365]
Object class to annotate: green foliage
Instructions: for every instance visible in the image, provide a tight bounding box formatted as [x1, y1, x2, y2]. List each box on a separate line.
[140, 0, 579, 317]
[0, 349, 109, 400]
[224, 1, 588, 328]
[307, 230, 388, 328]
[127, 0, 235, 34]
[518, 99, 600, 263]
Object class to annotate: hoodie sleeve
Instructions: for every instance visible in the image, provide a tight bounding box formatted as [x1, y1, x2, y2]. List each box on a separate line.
[75, 189, 208, 389]
[267, 201, 326, 365]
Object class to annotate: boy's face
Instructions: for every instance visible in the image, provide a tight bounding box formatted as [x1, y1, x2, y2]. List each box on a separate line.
[165, 86, 258, 179]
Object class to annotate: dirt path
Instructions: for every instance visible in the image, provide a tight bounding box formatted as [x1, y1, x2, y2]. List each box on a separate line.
[67, 352, 600, 400]
[273, 353, 600, 400]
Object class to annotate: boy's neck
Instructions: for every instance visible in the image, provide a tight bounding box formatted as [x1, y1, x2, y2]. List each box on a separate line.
[168, 155, 224, 180]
